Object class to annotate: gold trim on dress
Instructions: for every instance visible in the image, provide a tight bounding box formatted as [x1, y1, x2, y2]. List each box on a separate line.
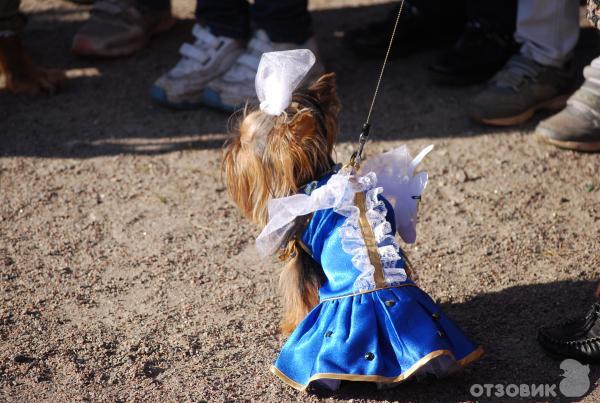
[319, 283, 418, 302]
[271, 346, 485, 392]
[354, 192, 387, 289]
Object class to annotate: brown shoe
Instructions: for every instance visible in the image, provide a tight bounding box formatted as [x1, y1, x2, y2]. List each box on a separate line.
[72, 0, 175, 57]
[468, 54, 574, 126]
[535, 87, 600, 152]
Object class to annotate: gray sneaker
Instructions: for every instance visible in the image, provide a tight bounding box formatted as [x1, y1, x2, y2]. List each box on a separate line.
[535, 85, 600, 152]
[468, 54, 574, 126]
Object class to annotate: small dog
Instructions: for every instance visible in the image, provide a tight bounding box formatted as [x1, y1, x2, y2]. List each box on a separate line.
[223, 72, 340, 334]
[223, 57, 481, 391]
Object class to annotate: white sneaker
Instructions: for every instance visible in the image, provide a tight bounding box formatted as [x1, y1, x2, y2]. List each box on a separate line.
[151, 24, 244, 108]
[202, 30, 324, 112]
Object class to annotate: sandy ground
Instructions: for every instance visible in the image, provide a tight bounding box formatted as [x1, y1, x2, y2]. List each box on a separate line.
[1, 0, 599, 401]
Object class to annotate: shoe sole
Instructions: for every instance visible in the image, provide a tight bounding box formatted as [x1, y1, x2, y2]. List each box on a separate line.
[150, 85, 205, 110]
[201, 88, 240, 113]
[473, 94, 570, 127]
[534, 131, 600, 152]
[151, 87, 240, 112]
[72, 17, 176, 58]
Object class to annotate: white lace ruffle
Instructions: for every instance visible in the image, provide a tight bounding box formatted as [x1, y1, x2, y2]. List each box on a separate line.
[255, 169, 367, 259]
[338, 174, 407, 291]
[255, 145, 433, 292]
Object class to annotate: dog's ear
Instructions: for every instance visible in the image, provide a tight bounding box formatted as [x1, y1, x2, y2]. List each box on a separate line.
[288, 110, 316, 138]
[308, 72, 340, 116]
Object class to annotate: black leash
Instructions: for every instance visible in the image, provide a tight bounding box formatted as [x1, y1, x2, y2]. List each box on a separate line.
[350, 0, 406, 168]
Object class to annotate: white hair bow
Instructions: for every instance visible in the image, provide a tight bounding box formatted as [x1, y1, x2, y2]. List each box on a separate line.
[255, 49, 316, 116]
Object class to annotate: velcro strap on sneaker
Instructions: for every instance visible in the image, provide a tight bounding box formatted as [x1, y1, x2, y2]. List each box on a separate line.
[192, 24, 219, 48]
[179, 43, 209, 64]
[568, 88, 600, 119]
[237, 53, 260, 70]
[248, 37, 273, 54]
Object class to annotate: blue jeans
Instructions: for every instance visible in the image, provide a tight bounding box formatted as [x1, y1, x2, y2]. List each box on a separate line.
[141, 0, 311, 44]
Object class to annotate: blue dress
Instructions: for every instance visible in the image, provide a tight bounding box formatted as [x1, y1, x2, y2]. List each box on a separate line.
[270, 172, 483, 391]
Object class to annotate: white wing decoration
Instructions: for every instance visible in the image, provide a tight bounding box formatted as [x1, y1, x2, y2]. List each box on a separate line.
[361, 145, 433, 243]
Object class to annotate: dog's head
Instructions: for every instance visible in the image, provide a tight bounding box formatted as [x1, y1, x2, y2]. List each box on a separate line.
[223, 73, 341, 225]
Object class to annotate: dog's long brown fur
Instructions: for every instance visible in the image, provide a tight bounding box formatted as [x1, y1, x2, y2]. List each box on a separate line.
[222, 73, 341, 335]
[279, 248, 325, 335]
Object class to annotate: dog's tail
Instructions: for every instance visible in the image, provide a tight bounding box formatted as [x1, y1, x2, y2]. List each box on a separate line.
[279, 245, 325, 335]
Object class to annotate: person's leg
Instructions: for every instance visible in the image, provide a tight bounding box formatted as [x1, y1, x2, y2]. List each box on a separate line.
[150, 0, 248, 108]
[202, 0, 323, 112]
[251, 0, 310, 44]
[0, 0, 65, 94]
[138, 0, 170, 10]
[196, 0, 250, 40]
[429, 0, 518, 85]
[466, 0, 516, 36]
[535, 56, 600, 151]
[344, 0, 467, 59]
[0, 0, 24, 32]
[72, 0, 175, 57]
[468, 0, 578, 126]
[515, 0, 579, 68]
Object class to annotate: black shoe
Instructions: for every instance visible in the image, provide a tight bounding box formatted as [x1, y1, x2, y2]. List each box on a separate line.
[429, 19, 518, 86]
[538, 303, 600, 363]
[343, 1, 463, 59]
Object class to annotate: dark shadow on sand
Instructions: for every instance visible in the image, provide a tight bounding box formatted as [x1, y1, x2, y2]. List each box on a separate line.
[310, 280, 600, 402]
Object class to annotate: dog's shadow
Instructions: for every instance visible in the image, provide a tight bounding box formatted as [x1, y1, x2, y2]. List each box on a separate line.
[310, 280, 599, 401]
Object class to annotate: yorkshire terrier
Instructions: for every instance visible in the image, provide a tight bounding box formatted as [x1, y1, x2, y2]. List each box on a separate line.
[222, 72, 339, 335]
[223, 62, 482, 392]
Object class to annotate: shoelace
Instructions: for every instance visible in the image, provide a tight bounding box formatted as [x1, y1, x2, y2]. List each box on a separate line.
[491, 56, 541, 91]
[172, 25, 222, 76]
